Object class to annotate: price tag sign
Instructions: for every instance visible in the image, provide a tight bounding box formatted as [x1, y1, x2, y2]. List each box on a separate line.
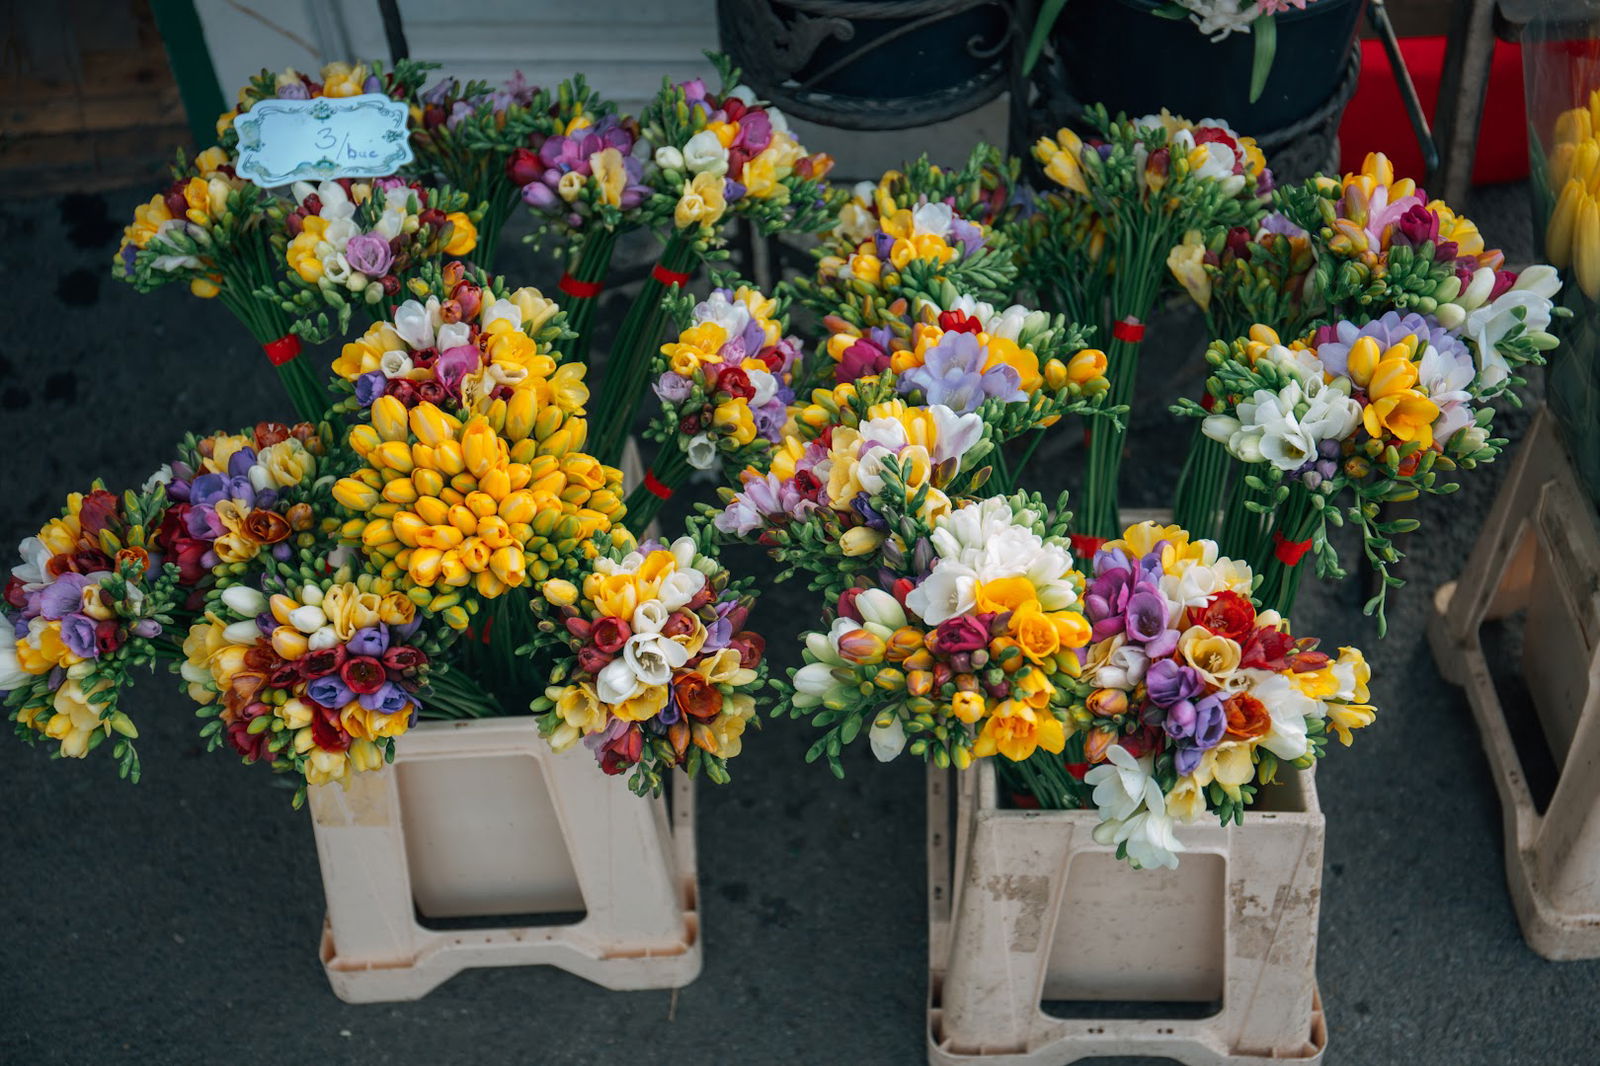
[234, 94, 414, 187]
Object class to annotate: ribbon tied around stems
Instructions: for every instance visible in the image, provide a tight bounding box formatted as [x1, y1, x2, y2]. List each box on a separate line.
[643, 470, 673, 500]
[1070, 534, 1106, 559]
[1111, 317, 1146, 344]
[263, 335, 302, 366]
[558, 273, 603, 299]
[464, 614, 496, 645]
[651, 263, 691, 287]
[1272, 531, 1313, 566]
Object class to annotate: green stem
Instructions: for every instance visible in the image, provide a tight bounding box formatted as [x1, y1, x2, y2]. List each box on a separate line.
[562, 227, 620, 369]
[621, 440, 694, 535]
[1173, 426, 1232, 542]
[589, 234, 698, 467]
[1251, 481, 1318, 616]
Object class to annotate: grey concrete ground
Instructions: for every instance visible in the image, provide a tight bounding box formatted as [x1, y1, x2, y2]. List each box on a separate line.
[3, 183, 1598, 1066]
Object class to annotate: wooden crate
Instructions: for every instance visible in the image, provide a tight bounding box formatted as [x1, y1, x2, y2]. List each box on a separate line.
[0, 0, 189, 195]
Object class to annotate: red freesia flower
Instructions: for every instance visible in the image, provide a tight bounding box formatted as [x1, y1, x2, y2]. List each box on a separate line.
[728, 630, 765, 669]
[937, 310, 981, 335]
[591, 616, 631, 655]
[576, 645, 613, 675]
[340, 656, 387, 695]
[78, 490, 121, 539]
[837, 587, 864, 622]
[381, 645, 427, 672]
[254, 421, 290, 448]
[929, 615, 989, 655]
[716, 366, 755, 401]
[1224, 693, 1271, 739]
[310, 702, 353, 752]
[1239, 625, 1294, 671]
[1187, 590, 1255, 642]
[661, 610, 697, 641]
[299, 645, 348, 680]
[598, 725, 643, 774]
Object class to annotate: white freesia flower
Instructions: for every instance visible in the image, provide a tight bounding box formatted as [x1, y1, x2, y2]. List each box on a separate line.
[1241, 670, 1316, 760]
[598, 657, 641, 704]
[392, 298, 438, 349]
[481, 298, 523, 334]
[623, 631, 689, 688]
[141, 464, 174, 495]
[1092, 640, 1148, 689]
[656, 567, 705, 611]
[1464, 286, 1556, 389]
[855, 588, 907, 633]
[379, 350, 414, 379]
[869, 715, 908, 761]
[222, 619, 261, 644]
[308, 626, 340, 651]
[694, 290, 753, 340]
[288, 605, 327, 634]
[1085, 745, 1164, 824]
[0, 624, 28, 692]
[1106, 808, 1184, 869]
[631, 600, 668, 635]
[682, 130, 728, 176]
[910, 200, 953, 238]
[747, 369, 777, 406]
[321, 252, 352, 285]
[686, 433, 718, 470]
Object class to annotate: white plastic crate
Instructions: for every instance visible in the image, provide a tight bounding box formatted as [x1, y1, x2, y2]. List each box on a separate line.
[927, 761, 1326, 1065]
[1429, 406, 1600, 960]
[308, 717, 700, 1002]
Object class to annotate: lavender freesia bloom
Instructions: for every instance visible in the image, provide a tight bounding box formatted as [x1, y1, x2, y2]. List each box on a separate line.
[347, 626, 390, 657]
[1146, 659, 1204, 708]
[948, 218, 985, 258]
[899, 331, 1024, 414]
[360, 681, 411, 714]
[276, 82, 310, 100]
[355, 371, 388, 406]
[306, 675, 353, 709]
[1124, 588, 1178, 657]
[653, 372, 694, 404]
[344, 232, 393, 277]
[38, 573, 95, 620]
[1315, 311, 1470, 378]
[59, 613, 99, 659]
[434, 345, 483, 393]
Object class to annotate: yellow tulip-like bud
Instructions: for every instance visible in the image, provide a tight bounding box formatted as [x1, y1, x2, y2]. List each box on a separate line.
[409, 547, 444, 585]
[498, 489, 537, 524]
[382, 477, 419, 505]
[409, 402, 457, 447]
[1247, 324, 1281, 346]
[333, 477, 380, 511]
[1346, 336, 1381, 387]
[489, 546, 526, 587]
[478, 467, 511, 500]
[837, 628, 887, 664]
[1065, 348, 1108, 385]
[542, 578, 578, 606]
[372, 440, 414, 474]
[504, 389, 537, 442]
[371, 395, 409, 441]
[439, 549, 470, 586]
[840, 526, 886, 556]
[362, 520, 396, 548]
[414, 495, 450, 526]
[271, 626, 309, 660]
[462, 421, 499, 478]
[433, 439, 466, 475]
[347, 424, 381, 458]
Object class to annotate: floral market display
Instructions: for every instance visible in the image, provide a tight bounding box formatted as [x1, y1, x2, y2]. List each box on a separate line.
[1026, 108, 1271, 539]
[1170, 153, 1564, 627]
[9, 247, 781, 801]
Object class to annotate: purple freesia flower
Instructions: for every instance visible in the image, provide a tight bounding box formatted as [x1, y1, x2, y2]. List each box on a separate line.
[276, 81, 310, 100]
[898, 331, 1024, 414]
[1171, 696, 1228, 775]
[835, 338, 891, 384]
[1256, 212, 1306, 239]
[653, 372, 694, 404]
[226, 448, 257, 478]
[359, 681, 411, 714]
[39, 573, 94, 620]
[355, 371, 388, 406]
[523, 182, 559, 211]
[752, 398, 788, 441]
[344, 232, 394, 277]
[434, 344, 483, 393]
[347, 626, 390, 658]
[59, 613, 99, 659]
[306, 675, 353, 709]
[1124, 589, 1178, 657]
[715, 473, 817, 535]
[1315, 310, 1470, 378]
[1146, 659, 1203, 708]
[948, 218, 985, 259]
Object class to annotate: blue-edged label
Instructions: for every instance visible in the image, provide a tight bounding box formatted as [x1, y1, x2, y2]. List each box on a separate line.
[234, 94, 413, 187]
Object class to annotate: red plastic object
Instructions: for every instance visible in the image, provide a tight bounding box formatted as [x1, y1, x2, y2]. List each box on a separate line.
[1338, 36, 1527, 185]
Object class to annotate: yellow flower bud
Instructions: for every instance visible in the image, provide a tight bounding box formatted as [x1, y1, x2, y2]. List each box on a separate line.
[409, 402, 457, 448]
[371, 396, 409, 441]
[462, 421, 499, 478]
[490, 545, 526, 586]
[1066, 348, 1108, 385]
[542, 578, 578, 606]
[333, 477, 379, 511]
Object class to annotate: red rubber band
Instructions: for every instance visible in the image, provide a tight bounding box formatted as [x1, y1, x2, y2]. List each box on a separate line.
[1111, 317, 1146, 343]
[651, 264, 691, 287]
[1082, 428, 1093, 449]
[478, 614, 495, 645]
[644, 470, 673, 500]
[558, 273, 603, 299]
[1273, 531, 1313, 566]
[263, 335, 301, 366]
[1070, 535, 1106, 558]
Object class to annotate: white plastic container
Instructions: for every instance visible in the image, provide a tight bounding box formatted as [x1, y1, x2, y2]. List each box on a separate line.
[1429, 406, 1600, 960]
[308, 717, 700, 1002]
[927, 760, 1326, 1065]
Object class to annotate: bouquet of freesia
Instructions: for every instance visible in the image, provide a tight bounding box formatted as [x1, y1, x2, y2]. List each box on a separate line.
[998, 520, 1374, 870]
[272, 176, 483, 342]
[407, 69, 551, 268]
[632, 282, 806, 530]
[525, 531, 767, 796]
[585, 55, 836, 469]
[786, 492, 1094, 775]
